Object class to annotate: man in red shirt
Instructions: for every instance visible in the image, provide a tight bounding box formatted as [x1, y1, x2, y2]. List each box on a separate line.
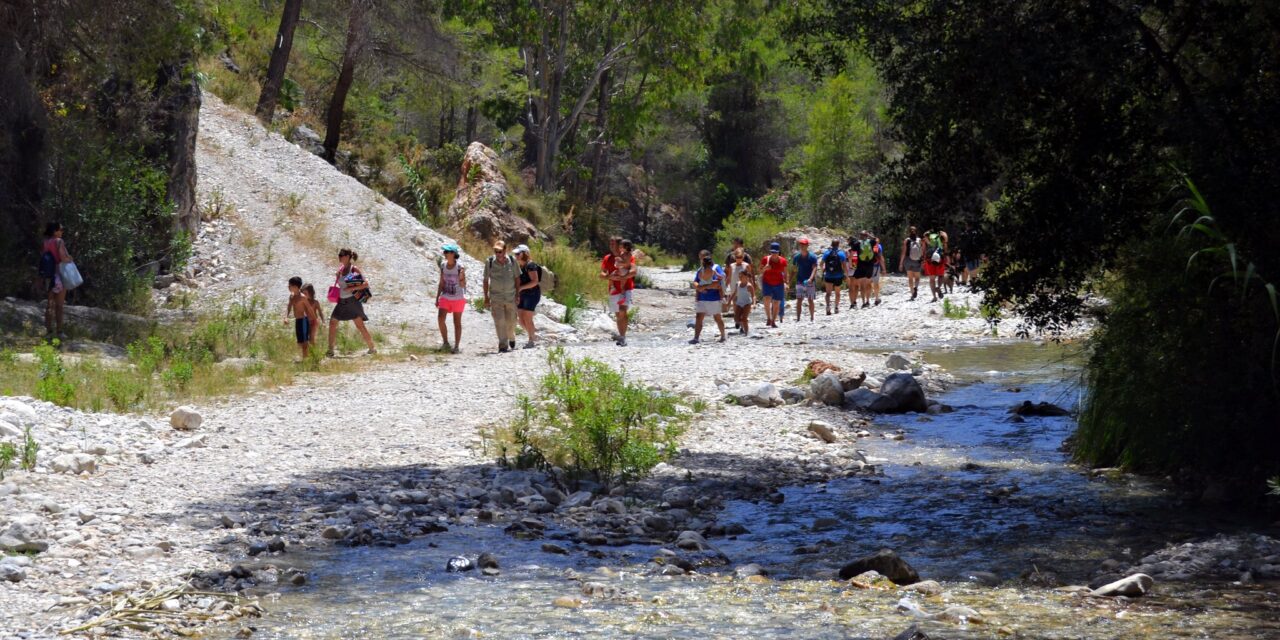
[600, 237, 636, 346]
[759, 242, 788, 328]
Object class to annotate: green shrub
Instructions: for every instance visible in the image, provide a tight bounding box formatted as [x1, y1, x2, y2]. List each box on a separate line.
[104, 372, 147, 411]
[942, 298, 970, 319]
[34, 342, 75, 406]
[561, 293, 589, 325]
[0, 442, 15, 480]
[532, 239, 607, 303]
[489, 348, 689, 488]
[636, 244, 685, 268]
[1075, 202, 1280, 489]
[714, 211, 789, 262]
[20, 427, 38, 472]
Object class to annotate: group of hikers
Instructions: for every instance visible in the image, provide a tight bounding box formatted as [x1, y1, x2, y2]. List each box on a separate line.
[685, 227, 981, 343]
[284, 240, 549, 358]
[38, 220, 980, 357]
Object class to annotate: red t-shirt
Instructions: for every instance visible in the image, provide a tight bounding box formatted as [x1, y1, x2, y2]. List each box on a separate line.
[761, 254, 788, 286]
[602, 253, 635, 295]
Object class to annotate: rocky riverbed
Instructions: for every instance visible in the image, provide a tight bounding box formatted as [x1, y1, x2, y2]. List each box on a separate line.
[3, 274, 1278, 638]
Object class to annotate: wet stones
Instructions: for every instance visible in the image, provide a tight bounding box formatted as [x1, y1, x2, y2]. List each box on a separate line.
[541, 542, 570, 555]
[1010, 401, 1071, 417]
[675, 530, 710, 551]
[1091, 573, 1153, 597]
[838, 549, 920, 585]
[446, 556, 474, 572]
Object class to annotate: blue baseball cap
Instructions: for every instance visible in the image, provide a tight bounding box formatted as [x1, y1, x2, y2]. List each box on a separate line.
[769, 242, 781, 253]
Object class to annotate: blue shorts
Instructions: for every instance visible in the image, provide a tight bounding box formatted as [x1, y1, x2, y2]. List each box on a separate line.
[518, 290, 541, 311]
[763, 283, 785, 301]
[295, 317, 311, 344]
[965, 259, 981, 271]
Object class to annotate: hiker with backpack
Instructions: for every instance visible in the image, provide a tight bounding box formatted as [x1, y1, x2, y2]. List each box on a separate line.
[759, 242, 788, 328]
[484, 240, 521, 353]
[513, 244, 542, 348]
[851, 230, 878, 309]
[436, 243, 467, 354]
[899, 225, 925, 301]
[691, 249, 728, 344]
[871, 233, 887, 306]
[821, 239, 848, 315]
[39, 222, 74, 340]
[791, 237, 818, 321]
[922, 229, 950, 302]
[326, 248, 377, 357]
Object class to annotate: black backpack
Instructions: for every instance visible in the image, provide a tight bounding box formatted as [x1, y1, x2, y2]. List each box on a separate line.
[823, 249, 844, 275]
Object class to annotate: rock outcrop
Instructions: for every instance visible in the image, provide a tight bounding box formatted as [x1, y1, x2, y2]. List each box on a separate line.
[445, 142, 541, 246]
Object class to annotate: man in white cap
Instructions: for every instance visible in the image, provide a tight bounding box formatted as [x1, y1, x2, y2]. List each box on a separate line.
[791, 237, 818, 321]
[483, 239, 520, 352]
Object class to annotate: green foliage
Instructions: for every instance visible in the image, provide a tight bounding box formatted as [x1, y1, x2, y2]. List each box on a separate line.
[942, 298, 970, 320]
[470, 297, 488, 314]
[635, 244, 684, 268]
[490, 348, 688, 488]
[714, 211, 788, 263]
[1075, 193, 1280, 488]
[531, 240, 607, 303]
[34, 343, 75, 407]
[561, 293, 589, 326]
[787, 62, 888, 226]
[0, 442, 15, 480]
[1268, 476, 1280, 497]
[104, 372, 147, 412]
[21, 428, 38, 472]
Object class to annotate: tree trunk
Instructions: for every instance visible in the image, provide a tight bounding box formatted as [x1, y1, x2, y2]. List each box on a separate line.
[322, 0, 370, 164]
[585, 65, 612, 205]
[0, 29, 47, 261]
[254, 0, 303, 123]
[158, 60, 201, 239]
[464, 100, 477, 144]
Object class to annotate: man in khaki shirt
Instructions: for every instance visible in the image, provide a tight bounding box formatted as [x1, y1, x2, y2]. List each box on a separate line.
[483, 240, 521, 353]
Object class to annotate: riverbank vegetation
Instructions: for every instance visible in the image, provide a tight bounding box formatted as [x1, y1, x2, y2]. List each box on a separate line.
[792, 0, 1280, 497]
[0, 297, 393, 414]
[485, 348, 690, 489]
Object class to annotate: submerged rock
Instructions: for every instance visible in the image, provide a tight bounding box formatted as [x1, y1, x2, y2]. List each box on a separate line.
[1010, 401, 1071, 417]
[879, 373, 928, 413]
[1091, 573, 1153, 597]
[838, 549, 920, 585]
[446, 556, 475, 573]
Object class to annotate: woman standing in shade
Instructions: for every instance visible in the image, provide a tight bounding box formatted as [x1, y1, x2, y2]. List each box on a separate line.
[327, 248, 376, 357]
[40, 222, 73, 340]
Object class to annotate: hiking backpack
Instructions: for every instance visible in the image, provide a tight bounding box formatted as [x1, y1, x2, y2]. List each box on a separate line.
[927, 233, 944, 263]
[822, 250, 843, 276]
[908, 237, 923, 261]
[538, 264, 556, 294]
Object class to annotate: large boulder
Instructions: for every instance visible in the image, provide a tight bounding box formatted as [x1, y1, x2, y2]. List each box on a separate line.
[445, 142, 542, 246]
[809, 372, 845, 406]
[837, 549, 920, 585]
[763, 226, 846, 261]
[1091, 573, 1153, 597]
[170, 406, 203, 431]
[726, 381, 784, 408]
[879, 373, 928, 414]
[836, 370, 866, 392]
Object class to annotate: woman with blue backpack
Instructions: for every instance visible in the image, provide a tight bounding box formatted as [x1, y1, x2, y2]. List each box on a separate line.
[326, 248, 376, 357]
[39, 222, 75, 341]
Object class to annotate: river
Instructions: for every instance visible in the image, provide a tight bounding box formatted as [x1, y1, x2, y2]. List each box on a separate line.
[237, 343, 1278, 639]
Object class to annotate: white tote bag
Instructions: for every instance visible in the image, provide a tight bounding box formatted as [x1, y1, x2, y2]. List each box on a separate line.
[58, 262, 83, 291]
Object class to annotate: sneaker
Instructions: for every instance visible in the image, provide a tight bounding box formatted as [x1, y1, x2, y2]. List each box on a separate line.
[451, 346, 460, 354]
[875, 299, 881, 306]
[688, 338, 700, 345]
[523, 341, 537, 349]
[509, 340, 517, 350]
[617, 337, 627, 347]
[862, 302, 870, 309]
[498, 347, 509, 353]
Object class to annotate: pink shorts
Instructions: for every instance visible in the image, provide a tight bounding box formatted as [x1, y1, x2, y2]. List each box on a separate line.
[438, 297, 466, 314]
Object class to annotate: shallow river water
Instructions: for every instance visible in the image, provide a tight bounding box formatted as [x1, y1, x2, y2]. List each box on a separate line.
[239, 343, 1279, 639]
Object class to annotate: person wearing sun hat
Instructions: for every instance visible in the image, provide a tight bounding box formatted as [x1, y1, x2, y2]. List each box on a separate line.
[484, 239, 520, 352]
[791, 237, 818, 321]
[436, 243, 468, 353]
